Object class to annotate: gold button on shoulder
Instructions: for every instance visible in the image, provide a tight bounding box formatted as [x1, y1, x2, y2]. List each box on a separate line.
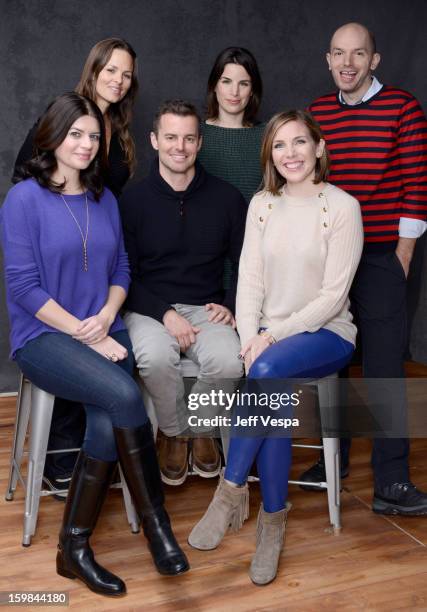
[318, 192, 324, 198]
[259, 216, 264, 222]
[268, 203, 273, 210]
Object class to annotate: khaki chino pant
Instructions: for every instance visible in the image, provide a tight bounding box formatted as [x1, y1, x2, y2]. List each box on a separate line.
[124, 304, 243, 436]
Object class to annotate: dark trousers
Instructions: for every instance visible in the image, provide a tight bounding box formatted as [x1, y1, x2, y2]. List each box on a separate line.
[342, 249, 410, 487]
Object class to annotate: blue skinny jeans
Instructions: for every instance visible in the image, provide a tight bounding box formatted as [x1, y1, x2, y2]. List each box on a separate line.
[16, 330, 148, 462]
[225, 329, 354, 512]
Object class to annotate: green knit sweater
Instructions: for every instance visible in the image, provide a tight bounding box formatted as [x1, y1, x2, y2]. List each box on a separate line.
[198, 122, 265, 203]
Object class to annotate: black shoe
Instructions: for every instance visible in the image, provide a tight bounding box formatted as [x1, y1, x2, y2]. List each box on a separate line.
[298, 455, 349, 492]
[373, 482, 427, 516]
[114, 423, 190, 576]
[56, 451, 126, 597]
[43, 474, 72, 501]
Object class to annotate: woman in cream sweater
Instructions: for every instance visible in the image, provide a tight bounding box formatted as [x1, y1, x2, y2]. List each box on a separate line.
[188, 110, 364, 585]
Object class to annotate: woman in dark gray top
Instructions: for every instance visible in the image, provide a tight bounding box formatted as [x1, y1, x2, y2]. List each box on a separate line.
[14, 37, 138, 197]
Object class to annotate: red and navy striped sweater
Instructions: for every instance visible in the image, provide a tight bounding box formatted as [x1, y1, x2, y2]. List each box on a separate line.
[310, 86, 427, 243]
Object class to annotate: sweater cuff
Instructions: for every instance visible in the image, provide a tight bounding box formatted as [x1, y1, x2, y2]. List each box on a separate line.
[399, 217, 427, 239]
[158, 304, 176, 323]
[109, 272, 130, 293]
[267, 318, 300, 344]
[20, 289, 51, 317]
[236, 322, 259, 347]
[125, 294, 174, 324]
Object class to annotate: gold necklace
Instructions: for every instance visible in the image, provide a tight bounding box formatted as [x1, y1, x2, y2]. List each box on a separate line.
[59, 192, 89, 272]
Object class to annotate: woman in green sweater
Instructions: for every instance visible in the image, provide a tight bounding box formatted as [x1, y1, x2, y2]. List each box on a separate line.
[195, 48, 265, 475]
[198, 47, 264, 203]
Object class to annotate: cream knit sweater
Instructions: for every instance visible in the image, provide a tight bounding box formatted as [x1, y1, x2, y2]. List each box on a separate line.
[236, 183, 364, 347]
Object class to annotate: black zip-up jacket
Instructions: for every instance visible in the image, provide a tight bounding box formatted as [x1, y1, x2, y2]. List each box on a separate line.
[119, 160, 247, 322]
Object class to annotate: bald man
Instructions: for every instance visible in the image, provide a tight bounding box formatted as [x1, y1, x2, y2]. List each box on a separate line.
[301, 23, 427, 515]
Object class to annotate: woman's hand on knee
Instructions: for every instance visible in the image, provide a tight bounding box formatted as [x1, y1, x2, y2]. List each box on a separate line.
[239, 335, 270, 375]
[89, 336, 128, 362]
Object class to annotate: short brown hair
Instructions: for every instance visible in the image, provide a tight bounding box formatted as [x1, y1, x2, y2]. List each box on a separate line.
[152, 99, 201, 135]
[261, 110, 330, 195]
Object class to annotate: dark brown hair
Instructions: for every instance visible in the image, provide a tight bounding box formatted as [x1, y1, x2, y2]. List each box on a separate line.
[152, 99, 201, 135]
[75, 37, 138, 173]
[206, 47, 262, 126]
[18, 92, 107, 200]
[261, 110, 330, 195]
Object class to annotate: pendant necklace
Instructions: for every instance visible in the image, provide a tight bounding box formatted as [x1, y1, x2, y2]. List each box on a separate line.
[59, 191, 89, 271]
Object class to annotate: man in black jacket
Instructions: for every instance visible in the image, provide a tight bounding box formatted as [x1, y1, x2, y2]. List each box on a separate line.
[120, 100, 246, 486]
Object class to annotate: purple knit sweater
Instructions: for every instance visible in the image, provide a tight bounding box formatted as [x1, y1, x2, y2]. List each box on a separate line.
[1, 178, 130, 357]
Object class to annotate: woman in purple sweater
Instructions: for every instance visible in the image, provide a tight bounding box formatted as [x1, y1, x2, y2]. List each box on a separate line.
[12, 38, 140, 496]
[1, 92, 189, 597]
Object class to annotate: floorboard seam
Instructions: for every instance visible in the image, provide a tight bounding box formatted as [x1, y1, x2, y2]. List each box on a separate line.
[351, 492, 427, 547]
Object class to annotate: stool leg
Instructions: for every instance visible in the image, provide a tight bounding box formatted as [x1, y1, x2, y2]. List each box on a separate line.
[6, 376, 31, 500]
[318, 375, 341, 531]
[118, 465, 140, 534]
[323, 437, 341, 531]
[23, 386, 55, 546]
[317, 374, 340, 438]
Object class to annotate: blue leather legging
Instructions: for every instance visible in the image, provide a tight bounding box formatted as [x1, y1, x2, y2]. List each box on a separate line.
[225, 329, 354, 512]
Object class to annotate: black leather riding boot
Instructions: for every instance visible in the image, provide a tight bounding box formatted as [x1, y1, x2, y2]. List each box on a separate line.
[56, 451, 126, 596]
[114, 422, 190, 576]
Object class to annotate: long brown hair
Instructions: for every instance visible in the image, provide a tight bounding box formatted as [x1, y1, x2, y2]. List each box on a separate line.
[261, 110, 330, 195]
[75, 37, 138, 173]
[18, 92, 107, 200]
[206, 47, 262, 126]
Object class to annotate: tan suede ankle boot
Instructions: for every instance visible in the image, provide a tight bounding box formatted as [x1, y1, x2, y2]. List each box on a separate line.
[249, 502, 292, 585]
[188, 469, 249, 550]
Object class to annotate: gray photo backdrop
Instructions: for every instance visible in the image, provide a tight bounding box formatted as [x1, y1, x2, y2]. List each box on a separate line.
[1, 0, 426, 392]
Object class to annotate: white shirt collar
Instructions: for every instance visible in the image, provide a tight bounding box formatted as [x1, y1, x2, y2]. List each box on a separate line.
[339, 76, 383, 105]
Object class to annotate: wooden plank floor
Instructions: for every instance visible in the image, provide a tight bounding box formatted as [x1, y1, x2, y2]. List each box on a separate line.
[1, 366, 427, 611]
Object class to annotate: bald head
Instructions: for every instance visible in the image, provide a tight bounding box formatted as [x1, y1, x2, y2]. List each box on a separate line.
[326, 22, 381, 104]
[330, 22, 376, 55]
